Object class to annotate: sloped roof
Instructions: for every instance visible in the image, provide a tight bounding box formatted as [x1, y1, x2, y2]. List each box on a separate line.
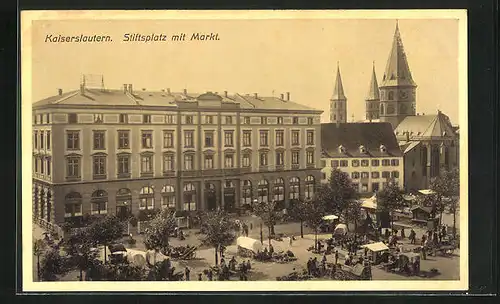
[411, 206, 432, 214]
[331, 63, 346, 100]
[321, 122, 403, 158]
[394, 111, 457, 140]
[33, 87, 321, 112]
[366, 63, 380, 100]
[380, 22, 416, 87]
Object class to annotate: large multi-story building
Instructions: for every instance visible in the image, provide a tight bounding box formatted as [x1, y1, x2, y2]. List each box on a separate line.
[32, 81, 323, 225]
[320, 122, 404, 196]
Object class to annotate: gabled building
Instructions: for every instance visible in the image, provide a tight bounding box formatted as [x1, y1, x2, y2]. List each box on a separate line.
[320, 122, 404, 196]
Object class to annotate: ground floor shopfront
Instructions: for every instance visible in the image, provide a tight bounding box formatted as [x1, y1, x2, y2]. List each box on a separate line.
[32, 169, 322, 225]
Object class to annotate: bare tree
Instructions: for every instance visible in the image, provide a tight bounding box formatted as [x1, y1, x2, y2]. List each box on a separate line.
[253, 200, 282, 245]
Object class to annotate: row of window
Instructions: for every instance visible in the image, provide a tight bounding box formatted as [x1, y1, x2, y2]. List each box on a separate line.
[55, 113, 317, 125]
[323, 158, 400, 168]
[351, 181, 397, 193]
[66, 129, 316, 151]
[322, 170, 400, 180]
[65, 150, 316, 179]
[33, 157, 51, 176]
[33, 131, 51, 150]
[58, 176, 317, 216]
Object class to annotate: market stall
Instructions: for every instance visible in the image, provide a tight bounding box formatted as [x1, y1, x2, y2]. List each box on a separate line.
[361, 242, 390, 264]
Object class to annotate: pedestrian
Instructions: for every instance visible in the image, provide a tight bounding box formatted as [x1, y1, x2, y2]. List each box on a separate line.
[198, 273, 203, 281]
[401, 228, 405, 239]
[220, 257, 226, 267]
[246, 260, 251, 270]
[229, 256, 237, 271]
[185, 267, 191, 281]
[364, 247, 368, 257]
[421, 246, 427, 260]
[322, 253, 327, 264]
[289, 235, 293, 247]
[207, 269, 213, 281]
[269, 244, 274, 254]
[250, 222, 253, 230]
[219, 245, 225, 258]
[421, 234, 427, 246]
[307, 257, 313, 275]
[334, 250, 339, 265]
[409, 229, 416, 244]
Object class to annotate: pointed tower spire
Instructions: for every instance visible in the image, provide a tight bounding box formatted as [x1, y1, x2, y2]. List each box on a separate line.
[332, 62, 346, 100]
[380, 21, 416, 87]
[366, 62, 380, 100]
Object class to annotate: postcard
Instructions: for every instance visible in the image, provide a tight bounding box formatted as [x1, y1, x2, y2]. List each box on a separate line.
[21, 9, 468, 292]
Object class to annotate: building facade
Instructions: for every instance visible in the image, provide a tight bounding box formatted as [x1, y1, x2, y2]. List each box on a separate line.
[32, 83, 323, 225]
[320, 123, 404, 196]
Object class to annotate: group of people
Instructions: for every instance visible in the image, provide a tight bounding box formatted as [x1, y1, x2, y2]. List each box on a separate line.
[235, 220, 252, 237]
[200, 256, 252, 281]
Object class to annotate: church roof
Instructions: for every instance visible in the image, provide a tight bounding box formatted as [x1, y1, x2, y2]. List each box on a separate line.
[366, 63, 380, 100]
[331, 63, 346, 100]
[380, 22, 416, 88]
[394, 111, 457, 140]
[321, 122, 403, 158]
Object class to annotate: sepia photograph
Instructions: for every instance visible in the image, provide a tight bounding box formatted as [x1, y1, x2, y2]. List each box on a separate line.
[21, 10, 468, 292]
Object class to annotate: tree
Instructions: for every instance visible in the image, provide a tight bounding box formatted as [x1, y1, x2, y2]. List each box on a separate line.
[376, 180, 405, 229]
[345, 200, 364, 237]
[143, 209, 177, 265]
[431, 167, 460, 237]
[33, 239, 47, 281]
[199, 210, 236, 266]
[316, 169, 358, 219]
[253, 200, 282, 245]
[87, 215, 124, 263]
[62, 228, 98, 281]
[39, 248, 68, 281]
[303, 200, 327, 251]
[290, 199, 309, 238]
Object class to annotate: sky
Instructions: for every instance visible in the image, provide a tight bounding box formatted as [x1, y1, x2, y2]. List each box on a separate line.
[29, 17, 460, 124]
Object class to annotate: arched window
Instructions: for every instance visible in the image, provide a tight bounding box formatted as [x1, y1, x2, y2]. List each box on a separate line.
[40, 188, 45, 219]
[273, 178, 285, 202]
[388, 91, 394, 100]
[258, 180, 269, 203]
[34, 185, 39, 218]
[305, 175, 315, 200]
[139, 186, 154, 210]
[289, 177, 300, 200]
[380, 103, 385, 115]
[65, 192, 82, 219]
[91, 190, 108, 215]
[183, 183, 196, 211]
[241, 180, 252, 206]
[161, 185, 176, 209]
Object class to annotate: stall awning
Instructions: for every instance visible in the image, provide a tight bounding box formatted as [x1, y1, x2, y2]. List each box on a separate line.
[322, 215, 339, 221]
[418, 189, 436, 195]
[361, 242, 389, 252]
[237, 237, 262, 253]
[361, 199, 377, 210]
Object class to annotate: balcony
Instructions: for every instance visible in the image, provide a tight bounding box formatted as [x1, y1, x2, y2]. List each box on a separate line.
[223, 168, 240, 176]
[163, 171, 177, 177]
[117, 173, 131, 179]
[140, 172, 154, 178]
[202, 169, 223, 177]
[181, 170, 201, 178]
[240, 167, 252, 174]
[291, 164, 300, 170]
[259, 165, 269, 172]
[306, 163, 316, 169]
[275, 165, 285, 171]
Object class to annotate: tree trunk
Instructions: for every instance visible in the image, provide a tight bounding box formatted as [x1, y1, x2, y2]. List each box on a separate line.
[300, 220, 304, 238]
[259, 223, 263, 244]
[215, 248, 218, 266]
[79, 268, 83, 281]
[452, 208, 457, 238]
[271, 224, 275, 236]
[103, 245, 107, 263]
[390, 211, 394, 230]
[37, 255, 40, 281]
[314, 230, 318, 251]
[268, 227, 272, 246]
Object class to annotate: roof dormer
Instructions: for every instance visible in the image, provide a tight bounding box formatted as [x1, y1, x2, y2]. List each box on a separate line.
[338, 145, 346, 154]
[380, 144, 387, 153]
[359, 145, 367, 154]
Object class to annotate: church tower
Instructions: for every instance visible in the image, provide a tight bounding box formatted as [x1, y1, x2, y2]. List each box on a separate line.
[330, 63, 347, 124]
[365, 62, 380, 121]
[379, 21, 417, 129]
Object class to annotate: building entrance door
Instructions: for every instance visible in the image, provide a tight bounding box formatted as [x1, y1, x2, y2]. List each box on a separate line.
[224, 192, 235, 211]
[116, 206, 130, 220]
[207, 191, 217, 211]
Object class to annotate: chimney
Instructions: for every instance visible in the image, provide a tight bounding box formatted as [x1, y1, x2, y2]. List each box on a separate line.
[128, 84, 133, 94]
[286, 92, 290, 101]
[224, 91, 228, 97]
[280, 93, 284, 100]
[167, 88, 171, 95]
[123, 84, 128, 94]
[80, 84, 85, 95]
[58, 89, 63, 96]
[254, 93, 258, 99]
[183, 89, 187, 95]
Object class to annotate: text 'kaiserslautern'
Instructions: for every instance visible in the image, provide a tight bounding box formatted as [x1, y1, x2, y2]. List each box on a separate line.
[45, 34, 113, 43]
